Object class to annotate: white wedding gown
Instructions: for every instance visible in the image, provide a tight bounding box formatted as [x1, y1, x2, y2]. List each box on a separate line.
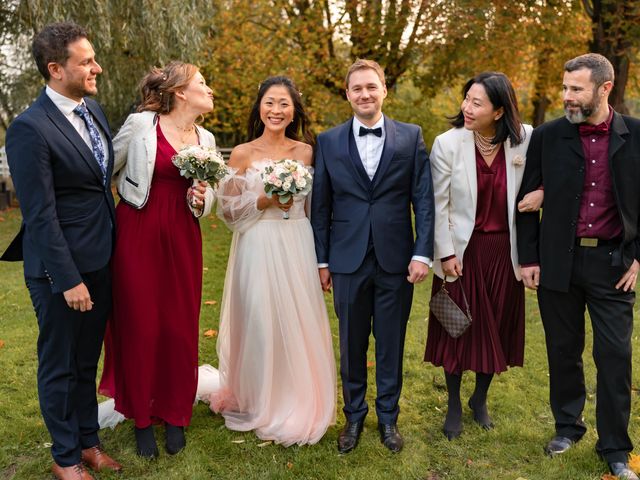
[208, 160, 336, 446]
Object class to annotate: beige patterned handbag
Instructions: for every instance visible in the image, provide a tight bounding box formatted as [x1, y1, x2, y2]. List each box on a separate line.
[429, 277, 472, 338]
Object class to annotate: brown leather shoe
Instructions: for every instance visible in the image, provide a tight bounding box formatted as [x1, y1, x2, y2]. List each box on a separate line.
[51, 463, 95, 480]
[81, 445, 123, 472]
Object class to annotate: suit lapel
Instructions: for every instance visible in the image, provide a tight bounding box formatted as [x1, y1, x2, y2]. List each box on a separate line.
[609, 111, 628, 160]
[370, 117, 396, 190]
[559, 118, 585, 159]
[39, 92, 104, 183]
[144, 114, 159, 179]
[343, 119, 370, 191]
[503, 138, 518, 229]
[462, 129, 477, 208]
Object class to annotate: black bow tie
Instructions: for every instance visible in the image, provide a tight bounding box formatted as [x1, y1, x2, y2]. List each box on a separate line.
[359, 126, 382, 137]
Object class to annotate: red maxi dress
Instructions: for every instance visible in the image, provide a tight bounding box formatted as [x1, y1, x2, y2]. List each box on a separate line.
[100, 123, 202, 428]
[424, 146, 525, 375]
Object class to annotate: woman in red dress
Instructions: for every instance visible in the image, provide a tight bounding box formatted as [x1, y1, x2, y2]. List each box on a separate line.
[425, 72, 543, 440]
[99, 62, 215, 457]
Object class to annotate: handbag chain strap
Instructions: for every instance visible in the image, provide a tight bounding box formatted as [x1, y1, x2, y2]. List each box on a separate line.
[441, 275, 472, 317]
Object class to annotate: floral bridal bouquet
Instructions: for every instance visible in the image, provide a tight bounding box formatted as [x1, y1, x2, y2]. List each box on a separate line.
[261, 159, 313, 219]
[172, 144, 229, 186]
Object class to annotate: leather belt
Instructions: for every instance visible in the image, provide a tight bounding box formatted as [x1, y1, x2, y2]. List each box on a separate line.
[575, 237, 621, 247]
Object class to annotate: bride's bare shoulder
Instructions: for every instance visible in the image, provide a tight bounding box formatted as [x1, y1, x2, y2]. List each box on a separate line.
[228, 143, 256, 172]
[291, 141, 313, 166]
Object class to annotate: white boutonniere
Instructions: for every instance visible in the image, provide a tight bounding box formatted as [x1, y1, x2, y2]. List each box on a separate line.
[512, 154, 525, 167]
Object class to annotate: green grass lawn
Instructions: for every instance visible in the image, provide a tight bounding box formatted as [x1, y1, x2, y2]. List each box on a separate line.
[0, 207, 638, 480]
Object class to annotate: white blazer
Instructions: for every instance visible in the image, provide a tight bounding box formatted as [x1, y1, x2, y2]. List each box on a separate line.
[431, 125, 533, 281]
[113, 111, 216, 217]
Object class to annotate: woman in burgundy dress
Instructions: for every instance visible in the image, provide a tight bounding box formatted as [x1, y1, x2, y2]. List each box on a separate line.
[425, 72, 543, 440]
[99, 62, 215, 457]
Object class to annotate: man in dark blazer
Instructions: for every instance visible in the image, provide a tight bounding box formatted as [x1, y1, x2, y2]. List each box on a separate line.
[311, 59, 434, 454]
[1, 22, 121, 480]
[517, 53, 639, 480]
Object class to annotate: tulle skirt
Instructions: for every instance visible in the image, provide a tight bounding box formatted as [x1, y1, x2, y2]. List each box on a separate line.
[210, 206, 336, 446]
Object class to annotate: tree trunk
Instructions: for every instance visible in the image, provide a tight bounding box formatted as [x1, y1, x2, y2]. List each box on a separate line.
[585, 0, 639, 114]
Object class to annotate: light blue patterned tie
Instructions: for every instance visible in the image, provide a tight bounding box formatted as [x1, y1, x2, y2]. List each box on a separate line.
[73, 103, 106, 183]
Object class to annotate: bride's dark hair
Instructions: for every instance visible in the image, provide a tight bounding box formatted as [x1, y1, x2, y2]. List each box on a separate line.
[247, 76, 314, 145]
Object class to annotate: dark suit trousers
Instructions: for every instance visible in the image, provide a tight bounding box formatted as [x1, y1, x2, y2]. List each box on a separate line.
[537, 244, 634, 463]
[332, 246, 413, 425]
[26, 266, 111, 467]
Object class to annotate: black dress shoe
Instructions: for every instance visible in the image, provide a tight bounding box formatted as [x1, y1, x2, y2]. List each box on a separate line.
[337, 421, 363, 454]
[378, 423, 403, 453]
[165, 424, 186, 455]
[609, 462, 640, 480]
[544, 436, 574, 457]
[135, 426, 159, 459]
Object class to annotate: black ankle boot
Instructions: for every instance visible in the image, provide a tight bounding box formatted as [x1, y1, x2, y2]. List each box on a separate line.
[165, 424, 186, 455]
[135, 426, 159, 458]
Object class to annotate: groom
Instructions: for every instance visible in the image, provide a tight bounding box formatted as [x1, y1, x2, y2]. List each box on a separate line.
[311, 59, 434, 453]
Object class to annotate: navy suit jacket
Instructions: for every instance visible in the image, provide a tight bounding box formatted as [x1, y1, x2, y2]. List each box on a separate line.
[1, 90, 116, 293]
[311, 116, 434, 274]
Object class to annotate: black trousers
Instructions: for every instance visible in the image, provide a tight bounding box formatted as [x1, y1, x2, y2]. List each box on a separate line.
[332, 247, 413, 425]
[538, 244, 635, 463]
[26, 266, 111, 467]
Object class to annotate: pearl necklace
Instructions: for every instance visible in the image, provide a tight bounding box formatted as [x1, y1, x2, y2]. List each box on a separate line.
[473, 131, 499, 157]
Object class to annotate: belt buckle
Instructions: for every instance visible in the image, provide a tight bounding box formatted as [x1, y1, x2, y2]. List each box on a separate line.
[579, 237, 598, 247]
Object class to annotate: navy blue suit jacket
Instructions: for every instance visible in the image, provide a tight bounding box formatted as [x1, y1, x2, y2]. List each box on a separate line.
[2, 90, 116, 293]
[311, 116, 434, 274]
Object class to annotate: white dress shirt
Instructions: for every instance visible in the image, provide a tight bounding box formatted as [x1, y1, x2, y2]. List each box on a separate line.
[45, 85, 108, 158]
[352, 115, 385, 180]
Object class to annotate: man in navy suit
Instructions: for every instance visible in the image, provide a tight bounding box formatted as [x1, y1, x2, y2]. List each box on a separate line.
[311, 59, 434, 453]
[1, 22, 121, 479]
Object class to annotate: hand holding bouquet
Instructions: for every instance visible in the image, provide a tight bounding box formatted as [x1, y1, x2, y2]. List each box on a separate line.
[172, 145, 229, 186]
[261, 159, 312, 219]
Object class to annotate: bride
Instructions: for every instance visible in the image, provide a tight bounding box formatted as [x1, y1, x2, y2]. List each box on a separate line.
[209, 76, 336, 446]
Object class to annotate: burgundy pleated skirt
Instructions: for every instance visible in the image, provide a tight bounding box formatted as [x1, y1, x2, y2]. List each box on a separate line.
[424, 231, 525, 375]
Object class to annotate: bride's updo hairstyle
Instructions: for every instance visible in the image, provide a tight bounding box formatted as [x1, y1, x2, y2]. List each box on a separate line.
[247, 76, 314, 145]
[137, 61, 199, 114]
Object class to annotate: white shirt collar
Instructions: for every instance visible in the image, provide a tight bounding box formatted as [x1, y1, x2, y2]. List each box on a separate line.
[352, 114, 385, 135]
[45, 85, 84, 116]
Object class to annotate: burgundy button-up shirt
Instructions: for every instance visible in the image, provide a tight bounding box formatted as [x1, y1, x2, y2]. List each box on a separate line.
[576, 107, 623, 239]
